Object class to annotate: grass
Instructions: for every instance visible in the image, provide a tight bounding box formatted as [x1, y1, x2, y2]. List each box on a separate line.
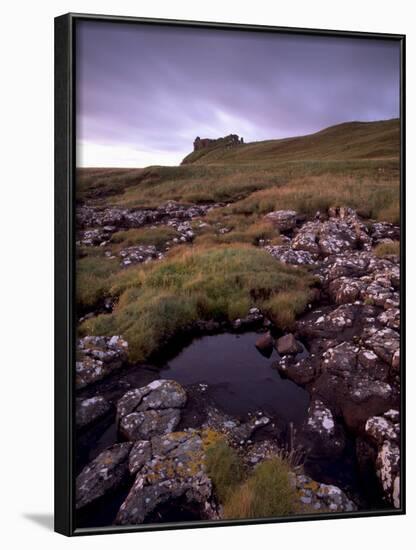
[204, 439, 300, 519]
[373, 240, 400, 257]
[223, 457, 299, 519]
[76, 255, 119, 311]
[230, 174, 400, 223]
[205, 440, 245, 502]
[110, 226, 178, 249]
[79, 244, 315, 361]
[182, 119, 399, 165]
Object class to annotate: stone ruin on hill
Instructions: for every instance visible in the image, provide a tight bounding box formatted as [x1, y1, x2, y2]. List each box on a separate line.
[193, 134, 244, 152]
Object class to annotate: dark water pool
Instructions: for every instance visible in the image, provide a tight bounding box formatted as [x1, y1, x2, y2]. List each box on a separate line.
[160, 332, 309, 425]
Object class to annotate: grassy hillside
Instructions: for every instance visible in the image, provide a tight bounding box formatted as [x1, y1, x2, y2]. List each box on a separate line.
[181, 119, 400, 165]
[76, 119, 400, 223]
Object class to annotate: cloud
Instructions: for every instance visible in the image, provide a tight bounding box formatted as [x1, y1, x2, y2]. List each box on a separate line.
[76, 21, 400, 167]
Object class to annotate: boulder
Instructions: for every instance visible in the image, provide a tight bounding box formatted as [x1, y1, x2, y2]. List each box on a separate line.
[255, 332, 274, 357]
[294, 474, 356, 512]
[302, 399, 346, 458]
[276, 333, 301, 355]
[76, 442, 132, 509]
[76, 396, 111, 428]
[117, 380, 187, 440]
[264, 210, 298, 232]
[116, 431, 216, 525]
[364, 410, 401, 508]
[76, 335, 128, 389]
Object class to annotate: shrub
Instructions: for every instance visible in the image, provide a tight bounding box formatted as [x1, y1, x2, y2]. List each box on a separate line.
[205, 440, 245, 502]
[223, 457, 298, 519]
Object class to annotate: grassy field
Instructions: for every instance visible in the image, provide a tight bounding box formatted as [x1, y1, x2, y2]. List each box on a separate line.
[80, 245, 316, 361]
[77, 119, 400, 360]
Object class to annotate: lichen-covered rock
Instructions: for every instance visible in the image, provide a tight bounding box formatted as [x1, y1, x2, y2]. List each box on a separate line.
[302, 399, 346, 457]
[264, 210, 298, 232]
[76, 202, 212, 230]
[76, 442, 132, 509]
[364, 410, 401, 508]
[265, 244, 316, 265]
[117, 380, 187, 440]
[120, 408, 181, 440]
[116, 431, 216, 525]
[364, 327, 400, 368]
[294, 474, 357, 512]
[119, 245, 162, 267]
[76, 395, 111, 428]
[76, 336, 128, 389]
[128, 440, 152, 475]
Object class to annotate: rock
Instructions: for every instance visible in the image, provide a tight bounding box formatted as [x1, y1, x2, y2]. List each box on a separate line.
[276, 333, 301, 355]
[119, 245, 160, 267]
[294, 474, 356, 512]
[76, 395, 111, 428]
[376, 440, 400, 508]
[363, 410, 401, 508]
[231, 415, 270, 444]
[302, 399, 346, 457]
[264, 210, 298, 232]
[76, 442, 132, 509]
[364, 328, 400, 368]
[117, 380, 187, 440]
[128, 440, 152, 475]
[76, 203, 212, 231]
[116, 431, 216, 525]
[76, 336, 128, 389]
[120, 408, 181, 441]
[275, 356, 318, 385]
[255, 332, 274, 357]
[265, 244, 316, 265]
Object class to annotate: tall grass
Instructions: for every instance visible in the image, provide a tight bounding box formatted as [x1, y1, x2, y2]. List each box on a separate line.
[223, 457, 299, 519]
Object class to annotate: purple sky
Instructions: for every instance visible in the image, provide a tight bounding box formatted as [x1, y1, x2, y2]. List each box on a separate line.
[76, 21, 400, 167]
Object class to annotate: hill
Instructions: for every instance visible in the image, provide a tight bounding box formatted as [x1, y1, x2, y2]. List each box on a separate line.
[181, 119, 399, 165]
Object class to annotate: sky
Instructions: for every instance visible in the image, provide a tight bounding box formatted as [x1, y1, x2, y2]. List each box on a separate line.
[76, 21, 400, 167]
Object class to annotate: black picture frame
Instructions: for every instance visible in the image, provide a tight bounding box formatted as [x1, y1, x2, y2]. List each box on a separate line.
[54, 12, 406, 537]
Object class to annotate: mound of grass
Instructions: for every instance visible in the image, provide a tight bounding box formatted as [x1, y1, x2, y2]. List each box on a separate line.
[110, 226, 178, 249]
[223, 457, 298, 519]
[80, 244, 315, 361]
[205, 440, 245, 502]
[373, 240, 400, 257]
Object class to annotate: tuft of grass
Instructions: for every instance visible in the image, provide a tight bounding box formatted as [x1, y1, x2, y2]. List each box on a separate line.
[205, 440, 245, 502]
[80, 244, 315, 361]
[223, 457, 299, 519]
[110, 226, 178, 249]
[373, 240, 400, 257]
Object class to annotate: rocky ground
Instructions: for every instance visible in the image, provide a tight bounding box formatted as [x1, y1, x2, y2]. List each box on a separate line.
[75, 201, 401, 526]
